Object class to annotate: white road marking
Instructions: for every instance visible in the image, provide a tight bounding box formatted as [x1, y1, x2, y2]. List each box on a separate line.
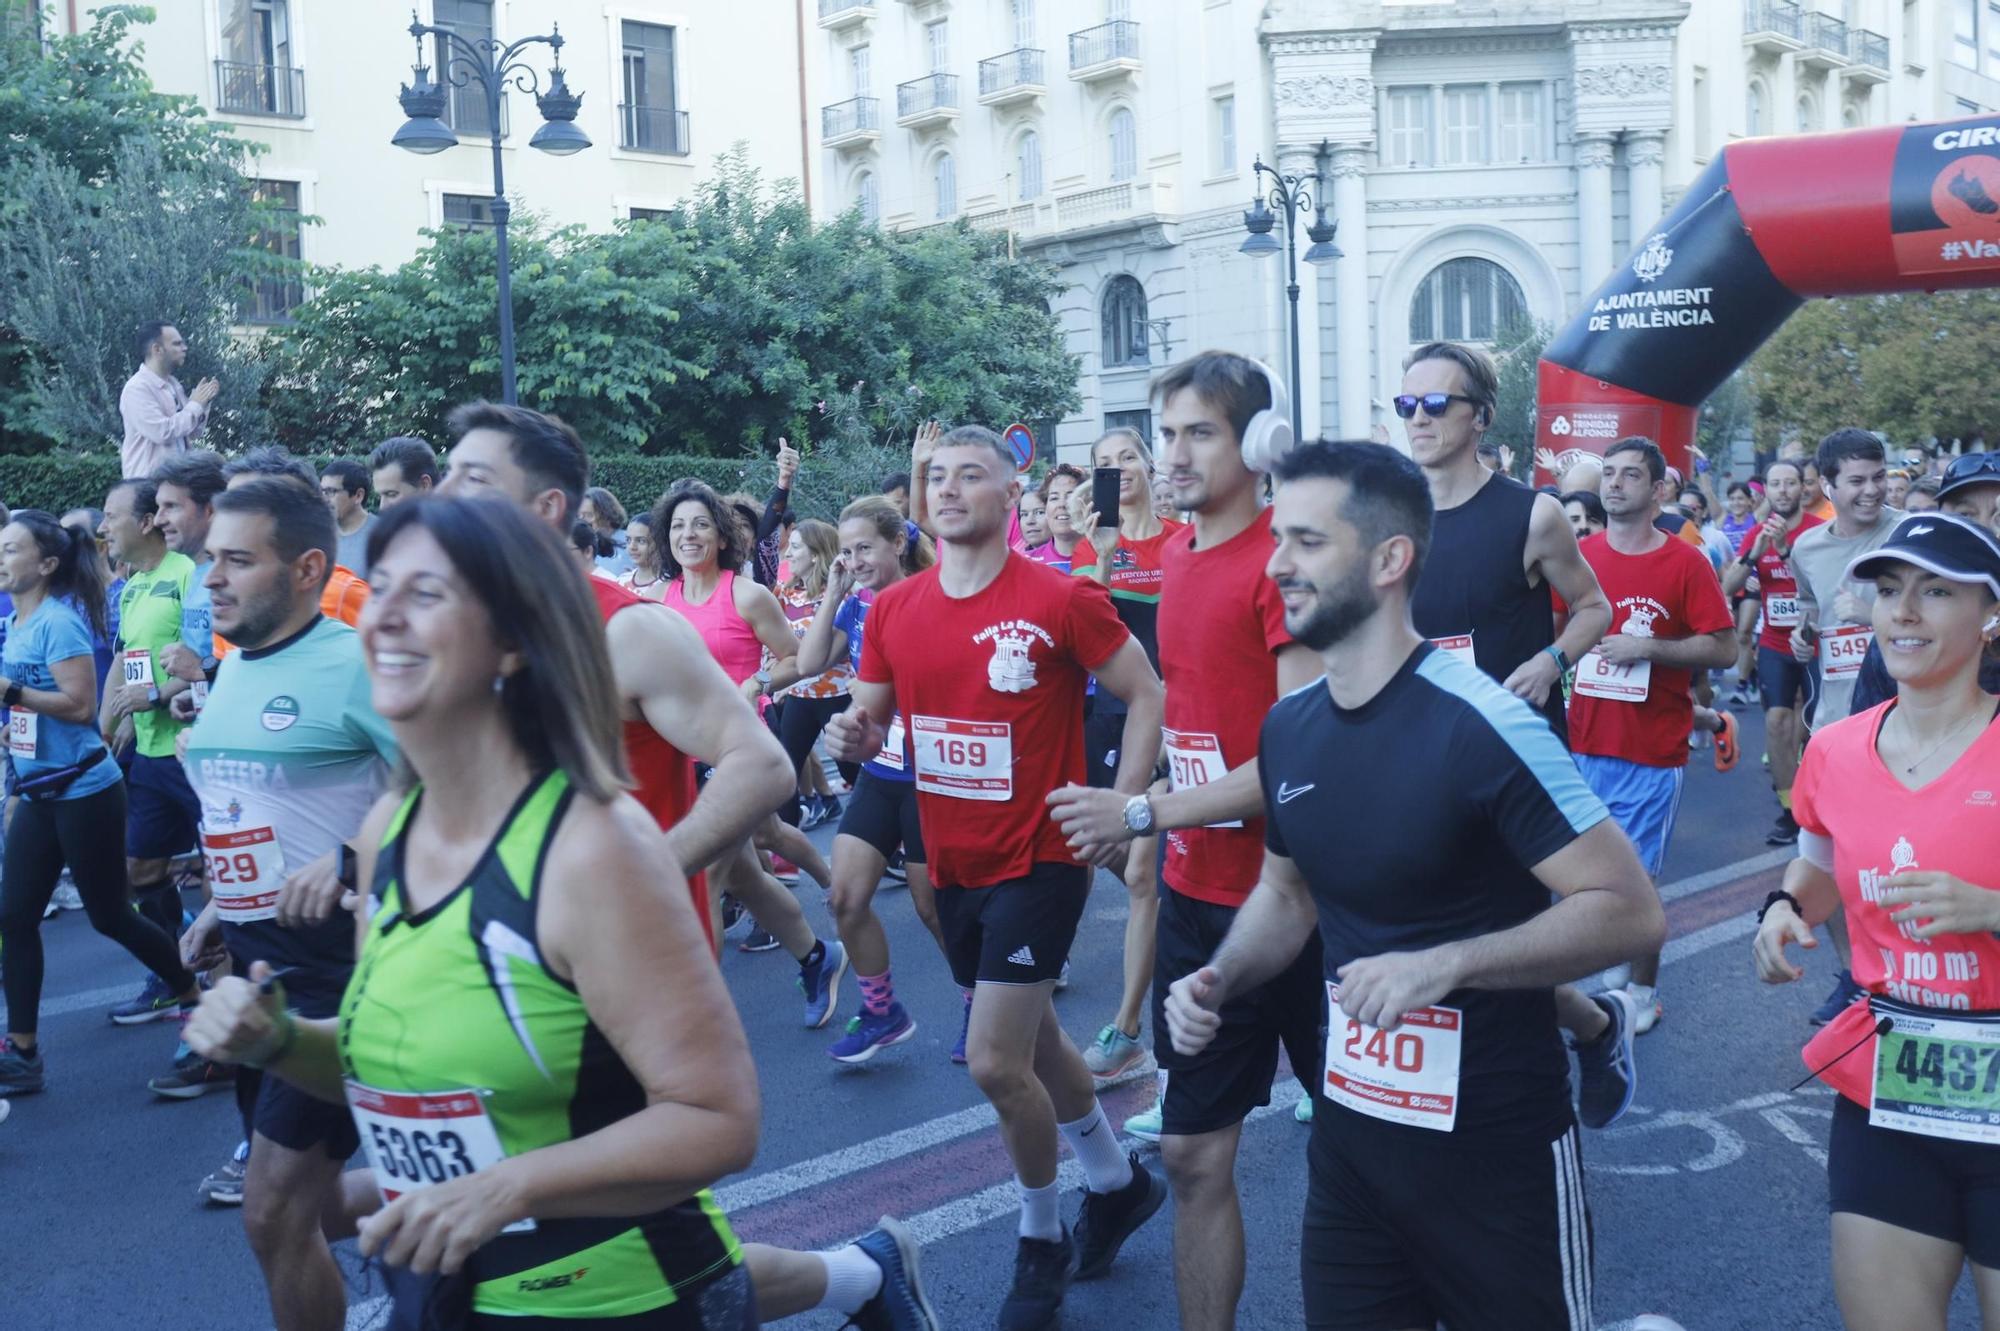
[40, 982, 145, 1020]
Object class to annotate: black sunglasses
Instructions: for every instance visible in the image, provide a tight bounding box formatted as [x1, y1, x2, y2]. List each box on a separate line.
[1943, 453, 2000, 484]
[1393, 393, 1481, 420]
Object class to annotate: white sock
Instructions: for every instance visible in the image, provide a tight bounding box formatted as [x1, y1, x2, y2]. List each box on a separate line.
[815, 1244, 884, 1314]
[1018, 1177, 1062, 1241]
[1059, 1102, 1134, 1194]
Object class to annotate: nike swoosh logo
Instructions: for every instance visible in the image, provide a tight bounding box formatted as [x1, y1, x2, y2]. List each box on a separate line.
[1081, 1122, 1100, 1137]
[1276, 782, 1315, 804]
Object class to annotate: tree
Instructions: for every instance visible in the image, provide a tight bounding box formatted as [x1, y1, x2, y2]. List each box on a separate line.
[1490, 317, 1549, 479]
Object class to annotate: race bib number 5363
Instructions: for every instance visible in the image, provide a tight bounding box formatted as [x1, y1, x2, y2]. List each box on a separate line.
[345, 1082, 535, 1232]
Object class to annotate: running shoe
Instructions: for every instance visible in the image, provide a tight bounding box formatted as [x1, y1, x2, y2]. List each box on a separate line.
[818, 794, 844, 828]
[1728, 681, 1754, 708]
[1073, 1153, 1166, 1281]
[1626, 985, 1663, 1036]
[1574, 988, 1639, 1130]
[1123, 1105, 1162, 1142]
[830, 1004, 917, 1064]
[1812, 969, 1865, 1027]
[0, 1038, 43, 1095]
[148, 1049, 232, 1100]
[1294, 1094, 1314, 1124]
[884, 850, 908, 884]
[1082, 1025, 1146, 1080]
[770, 855, 802, 885]
[950, 1001, 970, 1065]
[198, 1144, 249, 1206]
[739, 927, 781, 953]
[800, 940, 848, 1029]
[1765, 810, 1799, 846]
[1712, 711, 1740, 772]
[41, 896, 57, 921]
[109, 973, 181, 1026]
[997, 1228, 1077, 1331]
[0, 1098, 9, 1127]
[51, 878, 83, 912]
[1054, 960, 1070, 991]
[846, 1215, 940, 1331]
[720, 894, 747, 935]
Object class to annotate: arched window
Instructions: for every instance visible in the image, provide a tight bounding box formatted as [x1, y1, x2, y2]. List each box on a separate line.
[1796, 92, 1817, 132]
[855, 171, 879, 225]
[1841, 100, 1863, 129]
[1409, 257, 1527, 344]
[1017, 129, 1044, 200]
[1108, 107, 1137, 182]
[1747, 80, 1765, 137]
[933, 152, 956, 218]
[1101, 275, 1149, 367]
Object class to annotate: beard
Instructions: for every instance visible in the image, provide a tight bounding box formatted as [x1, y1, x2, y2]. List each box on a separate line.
[1282, 564, 1379, 651]
[219, 579, 295, 650]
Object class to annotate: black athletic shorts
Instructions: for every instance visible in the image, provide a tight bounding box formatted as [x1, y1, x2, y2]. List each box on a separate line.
[835, 770, 925, 865]
[383, 1264, 757, 1331]
[1301, 1107, 1593, 1330]
[126, 752, 201, 861]
[1084, 704, 1124, 790]
[235, 1062, 359, 1161]
[1150, 886, 1324, 1136]
[935, 862, 1088, 988]
[1757, 643, 1809, 712]
[1828, 1093, 2000, 1266]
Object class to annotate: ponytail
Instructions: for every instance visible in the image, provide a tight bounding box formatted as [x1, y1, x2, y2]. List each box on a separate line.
[18, 510, 109, 641]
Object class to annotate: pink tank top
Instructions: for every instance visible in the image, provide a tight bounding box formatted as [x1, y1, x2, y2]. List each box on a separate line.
[662, 569, 763, 685]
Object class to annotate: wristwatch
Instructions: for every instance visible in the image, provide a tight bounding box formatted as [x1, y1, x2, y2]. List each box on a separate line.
[3, 681, 22, 708]
[1122, 794, 1155, 836]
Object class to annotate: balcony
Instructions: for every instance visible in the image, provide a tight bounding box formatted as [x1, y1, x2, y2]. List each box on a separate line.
[215, 60, 306, 118]
[1069, 20, 1140, 82]
[895, 72, 960, 129]
[619, 104, 690, 156]
[1741, 0, 1803, 56]
[1797, 11, 1850, 70]
[978, 48, 1045, 106]
[1055, 182, 1134, 229]
[822, 96, 881, 150]
[817, 0, 874, 31]
[1843, 26, 1890, 82]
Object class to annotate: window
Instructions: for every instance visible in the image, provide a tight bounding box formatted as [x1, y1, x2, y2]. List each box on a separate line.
[1409, 257, 1527, 344]
[435, 0, 500, 137]
[443, 193, 497, 230]
[1842, 100, 1863, 128]
[1691, 68, 1710, 158]
[1011, 0, 1035, 48]
[218, 0, 300, 115]
[629, 207, 676, 222]
[1988, 1, 2000, 76]
[620, 21, 680, 152]
[1106, 0, 1131, 18]
[1215, 94, 1236, 172]
[1496, 82, 1542, 162]
[1957, 0, 1979, 68]
[1100, 275, 1149, 368]
[1385, 88, 1431, 167]
[242, 178, 302, 323]
[1017, 130, 1044, 200]
[850, 44, 871, 95]
[925, 19, 949, 72]
[1796, 91, 1816, 133]
[1104, 408, 1152, 442]
[1109, 106, 1137, 182]
[855, 171, 879, 224]
[1747, 80, 1766, 137]
[933, 153, 956, 218]
[1442, 86, 1487, 165]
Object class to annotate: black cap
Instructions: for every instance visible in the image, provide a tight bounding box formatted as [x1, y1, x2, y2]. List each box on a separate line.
[1935, 452, 2000, 504]
[1847, 512, 2000, 599]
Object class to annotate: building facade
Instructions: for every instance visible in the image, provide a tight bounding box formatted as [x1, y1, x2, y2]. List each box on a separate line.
[809, 0, 2000, 461]
[37, 0, 810, 326]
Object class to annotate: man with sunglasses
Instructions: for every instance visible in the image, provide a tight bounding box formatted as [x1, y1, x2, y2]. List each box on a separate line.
[1402, 341, 1610, 747]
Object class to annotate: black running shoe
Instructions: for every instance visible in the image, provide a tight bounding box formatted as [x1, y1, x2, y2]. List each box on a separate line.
[1765, 810, 1799, 846]
[997, 1228, 1077, 1331]
[0, 1038, 45, 1095]
[1073, 1153, 1166, 1281]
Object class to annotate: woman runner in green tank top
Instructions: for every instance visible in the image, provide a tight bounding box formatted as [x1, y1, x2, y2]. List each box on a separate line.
[186, 498, 760, 1329]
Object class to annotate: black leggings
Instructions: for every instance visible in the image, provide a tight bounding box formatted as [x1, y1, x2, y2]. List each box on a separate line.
[771, 693, 849, 779]
[0, 782, 195, 1036]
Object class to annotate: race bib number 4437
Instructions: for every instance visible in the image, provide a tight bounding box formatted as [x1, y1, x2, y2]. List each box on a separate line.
[1870, 1009, 2000, 1145]
[1323, 983, 1463, 1132]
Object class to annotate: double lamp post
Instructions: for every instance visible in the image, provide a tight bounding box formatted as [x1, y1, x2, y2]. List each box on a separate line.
[1239, 141, 1343, 442]
[389, 12, 591, 405]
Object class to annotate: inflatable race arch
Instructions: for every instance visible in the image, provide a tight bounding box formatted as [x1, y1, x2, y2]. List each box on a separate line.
[1533, 114, 2000, 482]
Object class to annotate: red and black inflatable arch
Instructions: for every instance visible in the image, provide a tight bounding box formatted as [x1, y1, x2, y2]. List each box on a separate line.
[1534, 114, 2000, 483]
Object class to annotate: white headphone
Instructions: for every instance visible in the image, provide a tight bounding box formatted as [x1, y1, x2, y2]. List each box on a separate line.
[1239, 359, 1296, 474]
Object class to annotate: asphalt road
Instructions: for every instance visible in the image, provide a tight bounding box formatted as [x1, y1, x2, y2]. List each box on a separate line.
[2, 702, 1984, 1330]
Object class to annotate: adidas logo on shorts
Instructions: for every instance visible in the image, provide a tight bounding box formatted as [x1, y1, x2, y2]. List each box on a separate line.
[1007, 945, 1036, 967]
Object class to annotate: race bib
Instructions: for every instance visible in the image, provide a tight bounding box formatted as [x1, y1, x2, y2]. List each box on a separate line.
[345, 1082, 535, 1232]
[202, 824, 286, 923]
[1573, 649, 1652, 703]
[1163, 728, 1241, 829]
[8, 706, 35, 759]
[1765, 595, 1802, 628]
[190, 680, 209, 711]
[1323, 983, 1462, 1132]
[1821, 624, 1874, 681]
[876, 715, 907, 773]
[1870, 1008, 2000, 1144]
[1428, 634, 1476, 669]
[121, 649, 154, 687]
[911, 715, 1012, 800]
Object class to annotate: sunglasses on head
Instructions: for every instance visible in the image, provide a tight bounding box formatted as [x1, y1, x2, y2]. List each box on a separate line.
[1944, 453, 2000, 484]
[1392, 393, 1482, 420]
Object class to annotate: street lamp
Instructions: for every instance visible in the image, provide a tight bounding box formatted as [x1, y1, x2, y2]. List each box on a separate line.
[391, 12, 592, 405]
[1240, 142, 1342, 440]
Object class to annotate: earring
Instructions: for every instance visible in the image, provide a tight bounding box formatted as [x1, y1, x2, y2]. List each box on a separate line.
[493, 673, 507, 696]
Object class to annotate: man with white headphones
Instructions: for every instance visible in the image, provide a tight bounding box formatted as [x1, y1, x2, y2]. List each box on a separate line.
[1047, 350, 1325, 1331]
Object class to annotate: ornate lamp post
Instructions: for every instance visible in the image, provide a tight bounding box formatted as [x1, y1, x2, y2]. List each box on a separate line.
[1240, 142, 1342, 440]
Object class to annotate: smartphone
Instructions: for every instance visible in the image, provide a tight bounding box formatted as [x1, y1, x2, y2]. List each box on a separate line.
[1091, 467, 1121, 527]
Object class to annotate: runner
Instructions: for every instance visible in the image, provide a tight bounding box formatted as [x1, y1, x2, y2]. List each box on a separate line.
[826, 424, 1168, 1328]
[1027, 464, 1088, 572]
[1721, 481, 1763, 707]
[151, 451, 227, 723]
[0, 511, 200, 1095]
[366, 435, 437, 509]
[222, 449, 371, 628]
[618, 512, 669, 604]
[771, 519, 851, 831]
[581, 486, 634, 577]
[1720, 459, 1822, 846]
[1752, 511, 2000, 1331]
[1562, 490, 1606, 542]
[795, 496, 945, 1064]
[1401, 340, 1611, 744]
[1567, 438, 1738, 1047]
[1166, 439, 1663, 1331]
[1019, 487, 1049, 554]
[1044, 352, 1324, 1331]
[1067, 427, 1187, 1081]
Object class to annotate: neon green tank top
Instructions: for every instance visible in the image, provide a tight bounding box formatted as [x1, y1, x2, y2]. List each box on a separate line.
[338, 771, 742, 1319]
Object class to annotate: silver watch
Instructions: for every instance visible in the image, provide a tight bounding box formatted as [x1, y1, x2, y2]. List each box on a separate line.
[1122, 794, 1155, 835]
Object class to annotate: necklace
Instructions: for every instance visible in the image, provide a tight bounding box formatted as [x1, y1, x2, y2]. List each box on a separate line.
[1889, 704, 1994, 775]
[628, 570, 662, 590]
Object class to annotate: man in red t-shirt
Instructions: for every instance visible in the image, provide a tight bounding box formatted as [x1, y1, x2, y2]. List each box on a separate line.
[1721, 458, 1824, 844]
[1047, 352, 1324, 1331]
[1570, 438, 1736, 1042]
[828, 424, 1167, 1326]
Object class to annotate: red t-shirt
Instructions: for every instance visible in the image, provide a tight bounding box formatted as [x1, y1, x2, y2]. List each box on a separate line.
[859, 552, 1131, 889]
[589, 577, 711, 949]
[1794, 701, 2000, 1106]
[1157, 509, 1293, 906]
[1736, 514, 1824, 652]
[1568, 532, 1733, 768]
